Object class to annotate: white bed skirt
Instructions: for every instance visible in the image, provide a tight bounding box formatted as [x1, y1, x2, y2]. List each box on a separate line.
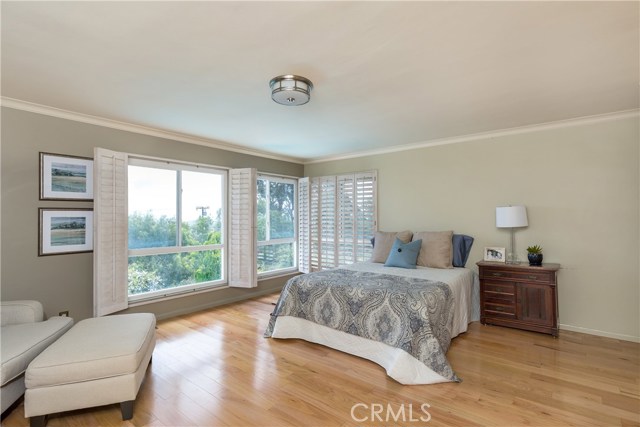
[271, 316, 451, 385]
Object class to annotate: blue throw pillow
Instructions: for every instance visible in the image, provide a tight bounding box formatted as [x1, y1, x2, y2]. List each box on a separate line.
[384, 238, 422, 269]
[452, 234, 474, 267]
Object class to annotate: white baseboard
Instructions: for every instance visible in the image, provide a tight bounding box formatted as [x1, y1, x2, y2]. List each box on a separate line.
[559, 323, 639, 343]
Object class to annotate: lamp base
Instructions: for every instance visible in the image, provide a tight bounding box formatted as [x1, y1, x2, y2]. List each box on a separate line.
[506, 230, 521, 265]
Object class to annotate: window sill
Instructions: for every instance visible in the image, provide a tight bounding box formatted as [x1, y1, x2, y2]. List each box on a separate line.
[127, 271, 299, 308]
[128, 283, 228, 307]
[258, 268, 300, 281]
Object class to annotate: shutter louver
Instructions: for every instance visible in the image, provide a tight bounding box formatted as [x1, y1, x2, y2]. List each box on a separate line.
[229, 168, 257, 288]
[93, 148, 129, 317]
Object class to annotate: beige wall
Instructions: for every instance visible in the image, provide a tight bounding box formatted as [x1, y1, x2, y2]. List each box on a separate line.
[305, 116, 640, 341]
[1, 107, 303, 320]
[2, 107, 638, 340]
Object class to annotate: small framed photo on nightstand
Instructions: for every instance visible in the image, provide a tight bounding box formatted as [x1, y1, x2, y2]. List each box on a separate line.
[483, 247, 506, 262]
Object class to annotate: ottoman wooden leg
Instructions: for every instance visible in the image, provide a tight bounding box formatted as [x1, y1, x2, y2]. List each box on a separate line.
[30, 415, 47, 427]
[120, 400, 134, 420]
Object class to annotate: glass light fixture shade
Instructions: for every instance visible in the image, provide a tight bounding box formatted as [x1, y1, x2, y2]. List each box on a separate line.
[496, 205, 528, 228]
[269, 75, 313, 106]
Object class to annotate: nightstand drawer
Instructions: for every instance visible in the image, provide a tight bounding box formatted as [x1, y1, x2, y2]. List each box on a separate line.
[481, 267, 554, 284]
[483, 282, 515, 304]
[483, 302, 516, 318]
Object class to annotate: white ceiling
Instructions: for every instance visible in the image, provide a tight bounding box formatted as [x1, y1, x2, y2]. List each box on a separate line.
[2, 1, 638, 163]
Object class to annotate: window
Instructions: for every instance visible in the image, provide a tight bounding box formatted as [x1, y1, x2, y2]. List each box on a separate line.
[95, 149, 256, 315]
[127, 159, 226, 300]
[257, 175, 297, 275]
[301, 171, 377, 271]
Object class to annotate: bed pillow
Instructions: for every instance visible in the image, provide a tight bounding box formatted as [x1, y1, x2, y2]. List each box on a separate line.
[384, 238, 422, 269]
[412, 230, 454, 269]
[370, 230, 413, 263]
[452, 234, 474, 267]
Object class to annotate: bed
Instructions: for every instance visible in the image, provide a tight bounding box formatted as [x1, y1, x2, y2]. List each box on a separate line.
[265, 261, 480, 385]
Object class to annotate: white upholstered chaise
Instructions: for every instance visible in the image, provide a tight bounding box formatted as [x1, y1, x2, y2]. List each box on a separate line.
[0, 300, 73, 414]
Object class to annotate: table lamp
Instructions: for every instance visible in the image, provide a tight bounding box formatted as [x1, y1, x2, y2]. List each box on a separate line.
[496, 205, 528, 264]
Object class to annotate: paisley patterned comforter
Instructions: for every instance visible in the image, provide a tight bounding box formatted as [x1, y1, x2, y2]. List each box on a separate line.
[264, 268, 459, 382]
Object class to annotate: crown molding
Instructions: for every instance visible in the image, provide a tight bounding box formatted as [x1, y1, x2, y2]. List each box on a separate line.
[3, 97, 636, 167]
[0, 97, 305, 165]
[304, 109, 640, 165]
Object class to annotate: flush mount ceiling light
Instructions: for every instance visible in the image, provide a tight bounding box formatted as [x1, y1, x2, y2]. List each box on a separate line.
[269, 75, 313, 106]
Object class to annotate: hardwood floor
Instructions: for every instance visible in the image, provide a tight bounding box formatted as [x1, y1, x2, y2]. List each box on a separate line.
[3, 293, 639, 427]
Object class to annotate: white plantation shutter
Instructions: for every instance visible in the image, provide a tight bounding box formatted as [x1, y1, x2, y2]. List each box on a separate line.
[305, 171, 377, 271]
[229, 168, 257, 288]
[298, 177, 311, 274]
[337, 175, 355, 266]
[309, 178, 321, 271]
[354, 171, 377, 262]
[93, 148, 129, 317]
[320, 176, 337, 269]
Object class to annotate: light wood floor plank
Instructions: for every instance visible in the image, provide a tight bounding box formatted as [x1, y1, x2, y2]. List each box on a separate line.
[2, 292, 638, 426]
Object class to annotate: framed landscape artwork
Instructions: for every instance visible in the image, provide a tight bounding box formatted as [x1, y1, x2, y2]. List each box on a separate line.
[39, 208, 93, 256]
[40, 152, 93, 200]
[483, 246, 506, 262]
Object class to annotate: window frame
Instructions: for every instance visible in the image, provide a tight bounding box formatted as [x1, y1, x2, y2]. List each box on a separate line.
[256, 173, 298, 278]
[127, 157, 228, 302]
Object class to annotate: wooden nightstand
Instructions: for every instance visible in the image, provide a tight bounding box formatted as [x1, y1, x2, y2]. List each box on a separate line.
[477, 261, 561, 336]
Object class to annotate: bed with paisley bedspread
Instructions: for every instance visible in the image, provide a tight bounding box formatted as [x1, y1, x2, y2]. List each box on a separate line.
[264, 262, 480, 384]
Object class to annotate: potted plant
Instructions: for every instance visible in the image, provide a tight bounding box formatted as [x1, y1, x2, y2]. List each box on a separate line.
[526, 245, 543, 266]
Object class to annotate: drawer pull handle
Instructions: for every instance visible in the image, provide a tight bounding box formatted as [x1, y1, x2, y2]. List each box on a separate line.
[527, 275, 537, 280]
[491, 272, 503, 277]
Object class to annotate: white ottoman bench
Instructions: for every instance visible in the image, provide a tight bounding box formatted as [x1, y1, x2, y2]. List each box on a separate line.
[24, 313, 156, 427]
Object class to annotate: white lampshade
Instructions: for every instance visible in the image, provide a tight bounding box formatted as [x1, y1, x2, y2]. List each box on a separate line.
[496, 205, 528, 228]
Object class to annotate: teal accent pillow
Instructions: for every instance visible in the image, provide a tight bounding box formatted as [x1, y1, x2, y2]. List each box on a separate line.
[384, 238, 422, 269]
